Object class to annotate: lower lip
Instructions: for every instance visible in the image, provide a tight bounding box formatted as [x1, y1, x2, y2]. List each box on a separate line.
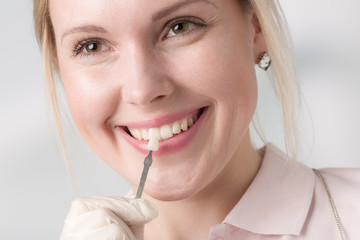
[116, 107, 208, 156]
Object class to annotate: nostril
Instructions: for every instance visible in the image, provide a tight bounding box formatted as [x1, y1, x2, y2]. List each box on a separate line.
[151, 95, 167, 103]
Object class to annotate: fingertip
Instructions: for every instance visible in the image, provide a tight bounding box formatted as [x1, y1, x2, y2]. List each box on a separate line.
[126, 198, 158, 223]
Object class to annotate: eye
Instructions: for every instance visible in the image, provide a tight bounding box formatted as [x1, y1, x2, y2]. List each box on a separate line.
[164, 17, 206, 39]
[167, 22, 191, 37]
[85, 42, 103, 53]
[73, 38, 111, 57]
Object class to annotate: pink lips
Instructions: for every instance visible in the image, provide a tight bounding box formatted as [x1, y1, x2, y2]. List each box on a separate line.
[121, 107, 203, 129]
[115, 107, 208, 156]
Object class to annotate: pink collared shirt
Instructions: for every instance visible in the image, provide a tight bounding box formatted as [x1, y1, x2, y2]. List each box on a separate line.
[209, 143, 360, 240]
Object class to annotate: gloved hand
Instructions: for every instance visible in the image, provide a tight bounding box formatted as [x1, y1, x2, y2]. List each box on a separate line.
[59, 196, 158, 240]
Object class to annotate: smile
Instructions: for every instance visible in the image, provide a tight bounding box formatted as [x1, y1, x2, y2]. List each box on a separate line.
[116, 107, 208, 155]
[126, 109, 203, 141]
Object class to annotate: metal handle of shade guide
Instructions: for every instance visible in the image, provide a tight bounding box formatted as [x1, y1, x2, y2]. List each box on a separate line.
[135, 150, 153, 199]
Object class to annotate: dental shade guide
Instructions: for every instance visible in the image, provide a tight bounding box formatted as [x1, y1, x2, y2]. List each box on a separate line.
[135, 138, 159, 199]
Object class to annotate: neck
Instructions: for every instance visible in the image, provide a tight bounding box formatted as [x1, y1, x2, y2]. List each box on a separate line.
[144, 133, 262, 240]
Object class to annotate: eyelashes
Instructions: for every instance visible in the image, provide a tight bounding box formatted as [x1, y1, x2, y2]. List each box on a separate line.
[163, 16, 207, 39]
[72, 38, 111, 57]
[72, 16, 207, 58]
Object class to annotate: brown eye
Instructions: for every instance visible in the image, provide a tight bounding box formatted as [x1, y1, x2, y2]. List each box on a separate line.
[172, 22, 189, 34]
[167, 22, 191, 37]
[86, 43, 100, 53]
[73, 39, 111, 57]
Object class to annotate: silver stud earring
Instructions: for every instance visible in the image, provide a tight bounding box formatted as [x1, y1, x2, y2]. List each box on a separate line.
[257, 52, 271, 71]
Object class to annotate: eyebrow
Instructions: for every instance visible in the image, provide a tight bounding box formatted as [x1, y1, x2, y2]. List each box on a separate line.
[60, 0, 217, 44]
[61, 25, 108, 44]
[152, 0, 218, 21]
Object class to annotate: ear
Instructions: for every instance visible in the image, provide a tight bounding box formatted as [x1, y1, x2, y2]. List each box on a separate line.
[251, 13, 268, 63]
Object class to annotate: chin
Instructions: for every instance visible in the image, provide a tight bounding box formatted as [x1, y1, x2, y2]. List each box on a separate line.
[147, 192, 194, 202]
[144, 183, 201, 202]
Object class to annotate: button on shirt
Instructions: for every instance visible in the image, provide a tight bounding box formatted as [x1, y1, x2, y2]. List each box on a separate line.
[209, 143, 360, 240]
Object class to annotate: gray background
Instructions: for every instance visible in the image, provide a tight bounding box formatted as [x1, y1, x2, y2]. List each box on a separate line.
[1, 0, 359, 239]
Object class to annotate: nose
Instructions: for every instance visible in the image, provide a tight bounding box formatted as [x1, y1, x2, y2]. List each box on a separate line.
[120, 42, 174, 107]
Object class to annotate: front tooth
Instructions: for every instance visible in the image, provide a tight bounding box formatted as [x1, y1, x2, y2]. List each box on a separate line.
[188, 118, 194, 127]
[181, 119, 188, 131]
[160, 125, 173, 139]
[172, 121, 181, 134]
[142, 129, 149, 140]
[149, 128, 161, 140]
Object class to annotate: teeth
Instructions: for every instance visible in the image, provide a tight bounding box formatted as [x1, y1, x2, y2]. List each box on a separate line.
[172, 121, 181, 134]
[149, 128, 161, 140]
[127, 110, 202, 141]
[188, 118, 193, 127]
[160, 125, 173, 140]
[180, 119, 188, 131]
[134, 129, 142, 140]
[129, 129, 135, 137]
[142, 129, 149, 141]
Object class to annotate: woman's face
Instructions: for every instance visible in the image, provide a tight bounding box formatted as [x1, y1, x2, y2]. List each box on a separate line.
[50, 0, 265, 200]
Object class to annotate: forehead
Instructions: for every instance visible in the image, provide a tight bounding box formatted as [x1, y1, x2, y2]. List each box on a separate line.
[49, 0, 222, 42]
[49, 0, 218, 23]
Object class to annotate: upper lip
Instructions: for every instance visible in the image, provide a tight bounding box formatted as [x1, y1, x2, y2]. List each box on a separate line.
[116, 106, 205, 129]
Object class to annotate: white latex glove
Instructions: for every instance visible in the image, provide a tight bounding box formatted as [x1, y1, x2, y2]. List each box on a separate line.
[59, 196, 158, 240]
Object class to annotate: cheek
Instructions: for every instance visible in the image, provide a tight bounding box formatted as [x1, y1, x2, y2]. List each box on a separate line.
[167, 33, 257, 108]
[166, 30, 258, 156]
[59, 63, 120, 134]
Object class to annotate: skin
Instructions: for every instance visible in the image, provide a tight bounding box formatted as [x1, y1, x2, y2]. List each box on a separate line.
[50, 0, 267, 239]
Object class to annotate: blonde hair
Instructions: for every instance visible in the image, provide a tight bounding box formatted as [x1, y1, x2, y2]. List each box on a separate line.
[250, 0, 301, 160]
[33, 0, 300, 161]
[34, 0, 73, 173]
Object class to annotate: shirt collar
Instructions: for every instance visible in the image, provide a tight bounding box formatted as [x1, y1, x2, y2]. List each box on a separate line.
[223, 143, 315, 236]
